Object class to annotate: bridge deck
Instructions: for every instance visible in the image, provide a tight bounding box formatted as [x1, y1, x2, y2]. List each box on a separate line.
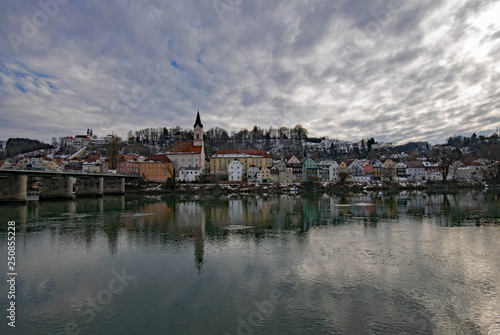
[0, 169, 141, 179]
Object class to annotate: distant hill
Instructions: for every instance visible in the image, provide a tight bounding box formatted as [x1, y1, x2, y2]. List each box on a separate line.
[4, 138, 53, 158]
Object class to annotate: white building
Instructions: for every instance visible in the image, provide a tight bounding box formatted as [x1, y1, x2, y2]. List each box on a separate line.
[396, 162, 407, 178]
[246, 166, 260, 182]
[352, 176, 371, 183]
[317, 159, 339, 182]
[163, 111, 206, 173]
[63, 129, 94, 148]
[405, 161, 426, 180]
[427, 171, 444, 181]
[178, 167, 201, 182]
[318, 139, 354, 153]
[228, 160, 243, 182]
[348, 160, 364, 176]
[456, 163, 486, 180]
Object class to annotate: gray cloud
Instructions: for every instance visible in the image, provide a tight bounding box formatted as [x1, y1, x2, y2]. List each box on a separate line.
[0, 0, 499, 144]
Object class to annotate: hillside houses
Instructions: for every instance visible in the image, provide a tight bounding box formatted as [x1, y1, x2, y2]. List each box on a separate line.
[3, 112, 497, 185]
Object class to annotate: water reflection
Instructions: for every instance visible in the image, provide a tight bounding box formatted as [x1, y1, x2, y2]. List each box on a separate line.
[3, 192, 500, 244]
[1, 192, 499, 334]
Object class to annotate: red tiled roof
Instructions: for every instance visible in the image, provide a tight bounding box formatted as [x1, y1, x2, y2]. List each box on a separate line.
[164, 141, 202, 154]
[214, 149, 272, 158]
[117, 154, 136, 162]
[84, 154, 103, 163]
[145, 154, 173, 163]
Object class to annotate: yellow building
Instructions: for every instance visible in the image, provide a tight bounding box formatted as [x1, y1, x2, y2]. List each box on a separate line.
[210, 149, 272, 175]
[339, 161, 349, 175]
[383, 159, 397, 180]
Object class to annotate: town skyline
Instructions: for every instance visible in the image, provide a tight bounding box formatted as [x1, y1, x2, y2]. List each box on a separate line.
[1, 1, 499, 144]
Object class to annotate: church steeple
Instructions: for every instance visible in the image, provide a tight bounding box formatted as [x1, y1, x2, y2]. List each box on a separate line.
[194, 111, 203, 128]
[193, 111, 203, 147]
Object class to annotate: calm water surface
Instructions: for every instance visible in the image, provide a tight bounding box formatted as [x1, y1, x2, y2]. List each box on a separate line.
[1, 191, 500, 335]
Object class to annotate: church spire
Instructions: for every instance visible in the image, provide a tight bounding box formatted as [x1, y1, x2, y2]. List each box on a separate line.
[194, 111, 203, 128]
[193, 111, 204, 147]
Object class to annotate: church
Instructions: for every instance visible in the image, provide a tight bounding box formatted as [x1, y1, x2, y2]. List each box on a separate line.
[163, 111, 206, 174]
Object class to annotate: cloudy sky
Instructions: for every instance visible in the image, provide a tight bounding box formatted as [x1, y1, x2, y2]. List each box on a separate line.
[0, 0, 499, 144]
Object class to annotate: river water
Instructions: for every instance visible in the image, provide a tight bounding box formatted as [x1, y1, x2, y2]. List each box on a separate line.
[1, 191, 500, 334]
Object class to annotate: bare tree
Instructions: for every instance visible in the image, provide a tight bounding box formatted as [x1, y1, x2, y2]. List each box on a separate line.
[431, 145, 461, 181]
[479, 144, 500, 179]
[107, 134, 120, 170]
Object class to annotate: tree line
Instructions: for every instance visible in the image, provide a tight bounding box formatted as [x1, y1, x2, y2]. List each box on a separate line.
[1, 138, 53, 159]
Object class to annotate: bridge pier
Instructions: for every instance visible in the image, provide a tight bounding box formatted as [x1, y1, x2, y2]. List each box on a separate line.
[40, 177, 75, 200]
[76, 178, 104, 197]
[103, 178, 125, 195]
[0, 175, 27, 203]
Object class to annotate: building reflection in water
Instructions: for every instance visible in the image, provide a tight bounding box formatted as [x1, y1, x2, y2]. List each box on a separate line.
[2, 192, 499, 272]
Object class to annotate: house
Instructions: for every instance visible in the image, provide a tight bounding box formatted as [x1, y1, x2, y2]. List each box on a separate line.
[178, 167, 201, 182]
[274, 160, 287, 173]
[246, 166, 260, 182]
[0, 159, 14, 169]
[352, 176, 371, 183]
[140, 154, 174, 182]
[422, 161, 440, 173]
[16, 156, 45, 170]
[210, 149, 272, 175]
[65, 161, 83, 171]
[422, 161, 442, 180]
[302, 157, 318, 181]
[363, 163, 373, 179]
[260, 166, 271, 182]
[116, 155, 140, 175]
[101, 161, 109, 174]
[382, 159, 397, 180]
[373, 161, 383, 180]
[316, 159, 339, 182]
[286, 155, 302, 181]
[348, 160, 364, 176]
[396, 162, 407, 178]
[163, 111, 206, 173]
[228, 159, 243, 182]
[42, 159, 61, 172]
[273, 160, 293, 183]
[82, 161, 101, 173]
[456, 162, 486, 180]
[317, 162, 329, 181]
[427, 170, 444, 181]
[339, 161, 349, 175]
[405, 161, 426, 180]
[280, 169, 295, 183]
[270, 165, 280, 183]
[256, 171, 262, 183]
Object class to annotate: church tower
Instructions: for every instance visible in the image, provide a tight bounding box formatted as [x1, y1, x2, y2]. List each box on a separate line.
[193, 111, 203, 147]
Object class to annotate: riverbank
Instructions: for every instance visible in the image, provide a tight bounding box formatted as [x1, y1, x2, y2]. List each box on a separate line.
[126, 179, 487, 196]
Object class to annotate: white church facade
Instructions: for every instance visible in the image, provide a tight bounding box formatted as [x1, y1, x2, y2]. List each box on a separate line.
[163, 111, 206, 176]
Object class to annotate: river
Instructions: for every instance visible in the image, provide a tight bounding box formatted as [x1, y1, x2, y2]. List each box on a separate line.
[1, 191, 499, 334]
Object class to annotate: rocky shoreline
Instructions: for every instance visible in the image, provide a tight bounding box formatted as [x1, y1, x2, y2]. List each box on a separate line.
[126, 179, 489, 196]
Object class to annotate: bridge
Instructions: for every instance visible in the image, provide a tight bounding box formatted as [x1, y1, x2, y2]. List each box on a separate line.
[0, 169, 142, 203]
